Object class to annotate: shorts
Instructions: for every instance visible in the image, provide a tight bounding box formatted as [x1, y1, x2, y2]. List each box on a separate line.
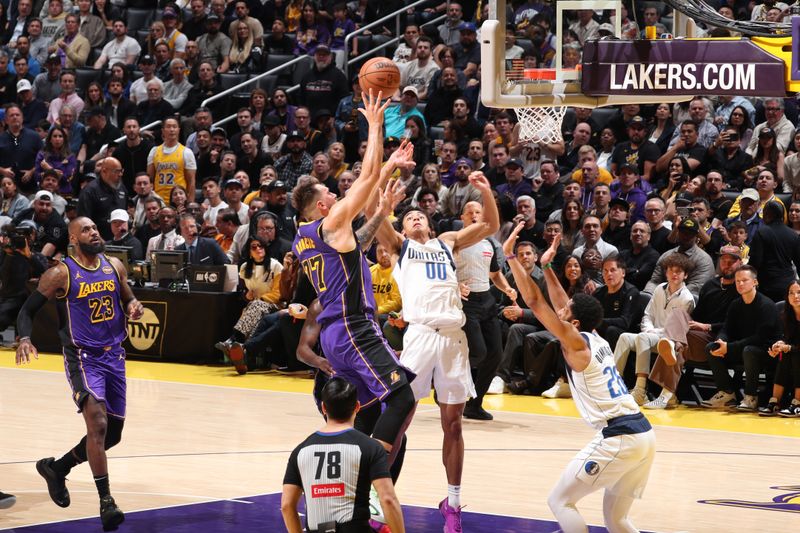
[401, 323, 475, 404]
[320, 315, 413, 408]
[568, 428, 655, 499]
[63, 344, 127, 419]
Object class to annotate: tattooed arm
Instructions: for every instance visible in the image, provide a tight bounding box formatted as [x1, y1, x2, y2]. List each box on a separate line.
[356, 179, 406, 251]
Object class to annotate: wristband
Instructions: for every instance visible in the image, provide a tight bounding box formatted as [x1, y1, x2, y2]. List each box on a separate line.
[505, 254, 516, 261]
[542, 262, 553, 270]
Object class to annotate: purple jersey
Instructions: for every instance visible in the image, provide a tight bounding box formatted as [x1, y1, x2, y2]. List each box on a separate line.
[293, 218, 377, 327]
[60, 255, 128, 349]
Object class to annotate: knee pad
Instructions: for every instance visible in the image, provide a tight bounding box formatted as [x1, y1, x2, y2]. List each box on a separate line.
[104, 417, 124, 449]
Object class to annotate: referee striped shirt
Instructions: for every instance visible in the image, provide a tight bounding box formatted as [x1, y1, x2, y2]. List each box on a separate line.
[455, 238, 499, 292]
[284, 428, 390, 530]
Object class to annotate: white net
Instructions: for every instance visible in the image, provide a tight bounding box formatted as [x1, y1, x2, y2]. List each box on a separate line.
[516, 106, 567, 145]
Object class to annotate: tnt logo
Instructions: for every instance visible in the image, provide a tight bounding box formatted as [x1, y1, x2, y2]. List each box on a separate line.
[126, 303, 166, 354]
[311, 483, 345, 498]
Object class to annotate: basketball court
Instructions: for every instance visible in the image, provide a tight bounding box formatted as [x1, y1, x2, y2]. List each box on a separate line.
[1, 352, 798, 532]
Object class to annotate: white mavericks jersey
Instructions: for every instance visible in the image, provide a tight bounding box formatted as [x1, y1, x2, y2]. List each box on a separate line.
[568, 331, 641, 431]
[393, 238, 465, 329]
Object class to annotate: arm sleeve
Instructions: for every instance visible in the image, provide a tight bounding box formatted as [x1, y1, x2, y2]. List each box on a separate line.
[17, 289, 49, 338]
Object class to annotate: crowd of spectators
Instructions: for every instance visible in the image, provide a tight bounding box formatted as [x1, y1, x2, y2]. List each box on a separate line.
[0, 0, 797, 417]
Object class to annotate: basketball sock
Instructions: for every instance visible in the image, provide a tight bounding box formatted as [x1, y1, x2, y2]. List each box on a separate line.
[635, 377, 646, 390]
[94, 475, 110, 499]
[660, 390, 674, 402]
[52, 448, 82, 476]
[447, 484, 461, 508]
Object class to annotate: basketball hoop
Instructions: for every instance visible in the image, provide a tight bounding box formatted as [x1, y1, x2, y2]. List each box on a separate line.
[516, 105, 567, 145]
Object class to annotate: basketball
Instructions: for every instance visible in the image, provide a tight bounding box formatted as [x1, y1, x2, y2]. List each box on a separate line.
[358, 58, 401, 97]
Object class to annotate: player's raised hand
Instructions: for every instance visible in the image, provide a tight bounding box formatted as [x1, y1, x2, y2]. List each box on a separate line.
[16, 338, 38, 365]
[502, 221, 525, 257]
[468, 171, 491, 192]
[378, 178, 406, 217]
[358, 88, 391, 126]
[540, 233, 561, 266]
[387, 139, 416, 170]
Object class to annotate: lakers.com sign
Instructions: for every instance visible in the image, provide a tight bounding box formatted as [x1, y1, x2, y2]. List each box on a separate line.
[582, 39, 787, 97]
[124, 301, 167, 357]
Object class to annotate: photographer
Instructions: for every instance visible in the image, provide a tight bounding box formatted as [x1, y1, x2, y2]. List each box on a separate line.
[0, 223, 46, 343]
[12, 190, 68, 259]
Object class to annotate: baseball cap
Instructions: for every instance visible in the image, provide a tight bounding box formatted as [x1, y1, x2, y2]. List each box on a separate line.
[139, 54, 155, 64]
[16, 79, 32, 93]
[719, 244, 742, 259]
[223, 178, 243, 189]
[109, 209, 129, 223]
[34, 190, 53, 202]
[609, 197, 630, 211]
[206, 13, 221, 22]
[455, 157, 474, 169]
[385, 136, 401, 146]
[263, 114, 281, 127]
[627, 115, 647, 128]
[740, 188, 759, 202]
[618, 162, 639, 174]
[402, 85, 419, 98]
[46, 53, 60, 64]
[314, 43, 331, 54]
[265, 180, 287, 192]
[210, 127, 227, 138]
[286, 129, 305, 141]
[504, 158, 524, 168]
[459, 22, 477, 32]
[314, 108, 333, 121]
[759, 127, 776, 138]
[677, 217, 699, 233]
[162, 7, 178, 18]
[598, 22, 615, 35]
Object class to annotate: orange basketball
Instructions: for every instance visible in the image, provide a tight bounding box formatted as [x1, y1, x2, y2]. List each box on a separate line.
[358, 57, 401, 97]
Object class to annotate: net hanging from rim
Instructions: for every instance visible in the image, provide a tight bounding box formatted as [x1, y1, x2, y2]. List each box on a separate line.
[516, 106, 567, 145]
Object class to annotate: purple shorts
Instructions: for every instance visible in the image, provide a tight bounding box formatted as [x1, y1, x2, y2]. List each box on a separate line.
[63, 344, 127, 419]
[320, 315, 413, 407]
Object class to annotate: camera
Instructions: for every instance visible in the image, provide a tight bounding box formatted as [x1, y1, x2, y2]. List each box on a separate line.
[2, 224, 33, 251]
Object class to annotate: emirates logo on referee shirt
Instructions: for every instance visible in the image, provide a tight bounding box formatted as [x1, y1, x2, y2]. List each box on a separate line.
[311, 483, 345, 498]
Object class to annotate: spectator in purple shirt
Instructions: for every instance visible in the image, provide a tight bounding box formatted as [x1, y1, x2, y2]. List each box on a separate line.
[496, 158, 533, 203]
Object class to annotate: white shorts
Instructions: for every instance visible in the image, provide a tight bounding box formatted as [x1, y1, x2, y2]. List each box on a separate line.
[400, 323, 476, 404]
[567, 429, 655, 499]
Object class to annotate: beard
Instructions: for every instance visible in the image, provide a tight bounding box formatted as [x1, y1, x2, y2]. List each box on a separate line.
[79, 241, 106, 255]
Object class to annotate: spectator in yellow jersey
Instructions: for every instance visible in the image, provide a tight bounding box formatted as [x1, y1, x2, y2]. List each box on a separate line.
[147, 116, 197, 204]
[370, 242, 404, 350]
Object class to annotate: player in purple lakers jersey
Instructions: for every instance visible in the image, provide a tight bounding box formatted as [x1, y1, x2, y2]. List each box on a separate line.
[16, 211, 143, 532]
[292, 90, 417, 467]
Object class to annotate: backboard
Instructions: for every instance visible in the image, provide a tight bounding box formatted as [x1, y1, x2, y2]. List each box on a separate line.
[481, 0, 690, 109]
[481, 1, 798, 110]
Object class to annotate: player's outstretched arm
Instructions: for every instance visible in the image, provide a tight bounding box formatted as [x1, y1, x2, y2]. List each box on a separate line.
[374, 477, 406, 533]
[503, 224, 589, 371]
[538, 233, 570, 313]
[324, 90, 391, 233]
[15, 263, 68, 365]
[279, 484, 304, 533]
[358, 178, 406, 252]
[443, 171, 500, 252]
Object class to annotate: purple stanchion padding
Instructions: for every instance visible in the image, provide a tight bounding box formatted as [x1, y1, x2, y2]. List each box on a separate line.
[6, 493, 620, 532]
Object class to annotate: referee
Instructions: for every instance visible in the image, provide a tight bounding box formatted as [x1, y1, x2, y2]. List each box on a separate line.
[281, 378, 405, 533]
